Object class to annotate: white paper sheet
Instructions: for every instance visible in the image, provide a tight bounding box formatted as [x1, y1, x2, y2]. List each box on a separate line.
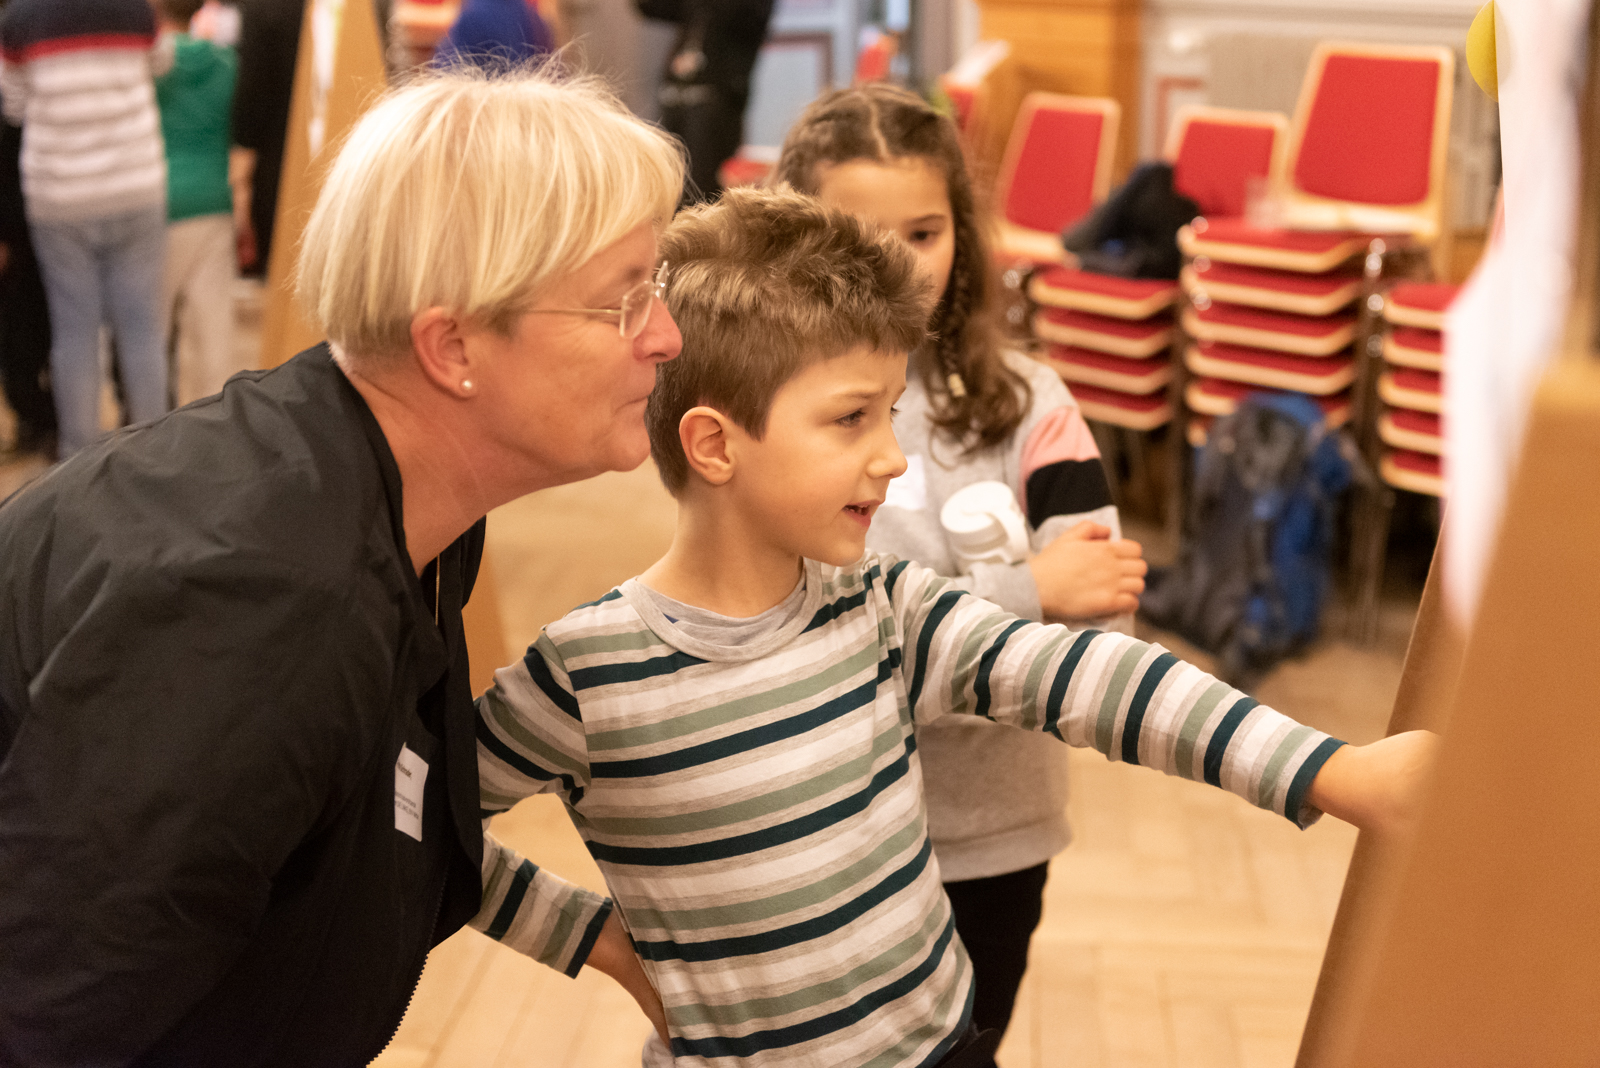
[1442, 0, 1588, 627]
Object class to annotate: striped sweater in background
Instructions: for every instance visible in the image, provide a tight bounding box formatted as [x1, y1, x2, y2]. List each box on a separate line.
[0, 0, 171, 222]
[476, 554, 1345, 1068]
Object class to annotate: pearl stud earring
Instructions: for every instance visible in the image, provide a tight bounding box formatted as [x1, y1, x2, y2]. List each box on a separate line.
[460, 379, 475, 394]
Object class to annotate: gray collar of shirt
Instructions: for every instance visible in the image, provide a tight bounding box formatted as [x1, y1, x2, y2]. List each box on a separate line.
[623, 560, 824, 662]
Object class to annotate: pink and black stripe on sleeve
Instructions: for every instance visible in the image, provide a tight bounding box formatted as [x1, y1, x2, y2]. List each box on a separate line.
[1019, 405, 1114, 528]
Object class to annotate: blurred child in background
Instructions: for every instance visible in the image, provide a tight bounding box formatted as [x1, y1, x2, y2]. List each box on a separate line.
[435, 0, 554, 68]
[0, 0, 172, 457]
[155, 0, 240, 405]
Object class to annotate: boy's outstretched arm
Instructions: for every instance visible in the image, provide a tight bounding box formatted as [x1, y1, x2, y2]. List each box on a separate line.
[1305, 730, 1439, 834]
[885, 557, 1418, 831]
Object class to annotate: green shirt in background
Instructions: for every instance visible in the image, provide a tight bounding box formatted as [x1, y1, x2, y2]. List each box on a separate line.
[155, 33, 236, 222]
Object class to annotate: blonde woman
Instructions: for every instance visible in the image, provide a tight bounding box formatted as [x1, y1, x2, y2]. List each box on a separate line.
[0, 68, 678, 1065]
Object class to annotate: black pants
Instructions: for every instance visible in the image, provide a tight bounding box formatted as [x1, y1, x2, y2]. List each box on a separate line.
[943, 862, 1051, 1063]
[0, 230, 54, 450]
[659, 85, 748, 205]
[932, 1023, 1004, 1068]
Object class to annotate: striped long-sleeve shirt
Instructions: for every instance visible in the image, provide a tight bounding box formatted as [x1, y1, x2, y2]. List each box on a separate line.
[476, 554, 1344, 1068]
[0, 0, 171, 222]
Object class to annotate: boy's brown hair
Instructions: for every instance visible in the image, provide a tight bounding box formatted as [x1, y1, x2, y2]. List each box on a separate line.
[647, 186, 934, 494]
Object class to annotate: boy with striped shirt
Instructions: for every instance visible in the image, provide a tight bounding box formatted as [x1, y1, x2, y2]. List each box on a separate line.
[473, 187, 1434, 1067]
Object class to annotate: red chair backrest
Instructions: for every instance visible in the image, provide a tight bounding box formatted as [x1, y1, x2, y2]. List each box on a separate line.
[854, 36, 895, 85]
[1294, 52, 1443, 206]
[1171, 116, 1280, 218]
[943, 81, 977, 132]
[1002, 100, 1112, 233]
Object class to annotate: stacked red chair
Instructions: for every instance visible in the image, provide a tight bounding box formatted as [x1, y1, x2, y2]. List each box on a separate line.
[991, 92, 1120, 270]
[1029, 106, 1285, 437]
[1375, 282, 1454, 496]
[1176, 42, 1455, 450]
[939, 41, 1011, 148]
[1346, 281, 1456, 640]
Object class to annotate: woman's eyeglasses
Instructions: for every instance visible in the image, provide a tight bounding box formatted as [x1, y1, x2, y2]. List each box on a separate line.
[528, 260, 669, 339]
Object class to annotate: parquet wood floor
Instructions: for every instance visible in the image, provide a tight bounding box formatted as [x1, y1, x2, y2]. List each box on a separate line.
[371, 463, 1415, 1068]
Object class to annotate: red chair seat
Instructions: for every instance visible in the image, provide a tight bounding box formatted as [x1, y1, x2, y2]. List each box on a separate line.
[1177, 216, 1372, 273]
[1377, 367, 1442, 413]
[1383, 326, 1444, 372]
[1378, 407, 1443, 454]
[1033, 307, 1174, 358]
[1180, 259, 1362, 316]
[1184, 377, 1351, 425]
[1070, 382, 1174, 430]
[1029, 267, 1179, 319]
[1381, 447, 1444, 496]
[1181, 301, 1357, 356]
[1183, 341, 1356, 394]
[1041, 345, 1173, 394]
[1384, 282, 1460, 330]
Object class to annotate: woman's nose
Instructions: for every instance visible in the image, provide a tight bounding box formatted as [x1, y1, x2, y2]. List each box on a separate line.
[637, 299, 682, 364]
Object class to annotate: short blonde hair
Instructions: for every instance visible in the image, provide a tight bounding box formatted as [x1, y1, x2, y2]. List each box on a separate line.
[297, 66, 685, 361]
[646, 186, 933, 494]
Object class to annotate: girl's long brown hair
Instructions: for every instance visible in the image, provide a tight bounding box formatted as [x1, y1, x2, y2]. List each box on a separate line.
[774, 84, 1028, 453]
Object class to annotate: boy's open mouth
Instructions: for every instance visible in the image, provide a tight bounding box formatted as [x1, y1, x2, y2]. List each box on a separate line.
[844, 503, 872, 517]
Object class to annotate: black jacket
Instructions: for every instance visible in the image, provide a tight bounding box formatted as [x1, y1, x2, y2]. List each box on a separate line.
[0, 347, 485, 1066]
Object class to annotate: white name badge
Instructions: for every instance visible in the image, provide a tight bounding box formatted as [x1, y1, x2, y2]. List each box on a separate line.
[884, 453, 928, 512]
[394, 745, 428, 841]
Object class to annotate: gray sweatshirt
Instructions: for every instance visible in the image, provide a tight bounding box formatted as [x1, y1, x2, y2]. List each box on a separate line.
[868, 349, 1128, 881]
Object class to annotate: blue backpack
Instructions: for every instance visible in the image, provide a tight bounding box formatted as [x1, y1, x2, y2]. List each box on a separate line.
[1141, 393, 1353, 685]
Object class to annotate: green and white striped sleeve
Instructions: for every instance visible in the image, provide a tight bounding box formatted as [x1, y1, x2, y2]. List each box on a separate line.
[882, 557, 1345, 827]
[477, 631, 596, 815]
[471, 630, 612, 974]
[469, 834, 613, 977]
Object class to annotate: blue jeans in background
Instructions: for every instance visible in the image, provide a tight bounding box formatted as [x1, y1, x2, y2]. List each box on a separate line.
[31, 206, 170, 458]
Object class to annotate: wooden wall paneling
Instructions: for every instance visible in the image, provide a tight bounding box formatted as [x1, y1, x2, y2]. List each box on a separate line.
[255, 4, 511, 689]
[463, 550, 511, 699]
[259, 0, 387, 369]
[973, 0, 1141, 176]
[968, 52, 1030, 196]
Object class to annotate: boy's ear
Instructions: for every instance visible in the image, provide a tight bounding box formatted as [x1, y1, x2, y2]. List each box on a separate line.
[679, 406, 738, 486]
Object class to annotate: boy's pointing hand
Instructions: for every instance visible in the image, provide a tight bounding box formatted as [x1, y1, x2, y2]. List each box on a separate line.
[1305, 730, 1440, 835]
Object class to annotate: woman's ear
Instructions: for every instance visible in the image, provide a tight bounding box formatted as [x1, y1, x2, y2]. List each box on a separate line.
[680, 406, 736, 486]
[409, 307, 474, 397]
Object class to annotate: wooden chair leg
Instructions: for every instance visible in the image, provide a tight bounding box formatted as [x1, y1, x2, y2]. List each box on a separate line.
[1089, 420, 1125, 511]
[1165, 423, 1190, 546]
[1348, 480, 1396, 645]
[1124, 426, 1152, 515]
